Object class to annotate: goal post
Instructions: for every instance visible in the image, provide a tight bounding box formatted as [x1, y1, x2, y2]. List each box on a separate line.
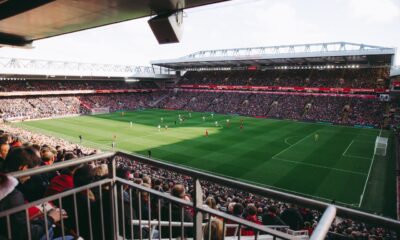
[374, 136, 388, 156]
[90, 107, 110, 115]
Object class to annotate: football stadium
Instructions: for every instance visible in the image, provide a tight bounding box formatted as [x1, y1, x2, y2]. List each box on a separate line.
[0, 1, 400, 240]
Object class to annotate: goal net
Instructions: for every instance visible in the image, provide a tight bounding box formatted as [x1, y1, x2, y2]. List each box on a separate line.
[90, 107, 110, 115]
[374, 136, 388, 156]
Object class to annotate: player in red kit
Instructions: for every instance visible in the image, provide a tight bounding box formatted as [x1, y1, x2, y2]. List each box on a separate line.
[205, 129, 209, 137]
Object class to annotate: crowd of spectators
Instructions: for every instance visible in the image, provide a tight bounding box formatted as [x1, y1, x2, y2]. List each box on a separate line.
[181, 68, 389, 89]
[115, 156, 398, 239]
[157, 91, 386, 127]
[0, 123, 396, 239]
[0, 96, 83, 120]
[79, 92, 165, 112]
[0, 80, 157, 92]
[0, 92, 167, 121]
[0, 90, 386, 127]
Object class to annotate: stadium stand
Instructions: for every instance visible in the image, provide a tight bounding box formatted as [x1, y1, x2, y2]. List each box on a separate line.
[0, 45, 399, 239]
[181, 68, 389, 89]
[0, 90, 388, 127]
[0, 80, 157, 92]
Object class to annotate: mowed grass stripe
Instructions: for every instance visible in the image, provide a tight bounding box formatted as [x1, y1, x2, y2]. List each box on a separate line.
[14, 109, 395, 216]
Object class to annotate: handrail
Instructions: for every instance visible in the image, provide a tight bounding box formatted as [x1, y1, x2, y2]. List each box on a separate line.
[117, 152, 400, 230]
[9, 152, 115, 178]
[3, 151, 400, 239]
[116, 177, 296, 239]
[310, 205, 336, 240]
[0, 178, 113, 218]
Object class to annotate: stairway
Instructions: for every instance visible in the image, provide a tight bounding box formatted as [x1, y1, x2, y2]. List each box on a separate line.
[150, 94, 170, 107]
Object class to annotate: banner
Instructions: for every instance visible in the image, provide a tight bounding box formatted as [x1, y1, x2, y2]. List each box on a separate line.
[179, 84, 387, 94]
[0, 89, 159, 97]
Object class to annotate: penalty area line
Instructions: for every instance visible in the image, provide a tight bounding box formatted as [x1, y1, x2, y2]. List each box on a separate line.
[342, 140, 354, 157]
[272, 129, 320, 159]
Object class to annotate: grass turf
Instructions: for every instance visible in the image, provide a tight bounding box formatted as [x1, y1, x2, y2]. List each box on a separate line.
[14, 109, 397, 217]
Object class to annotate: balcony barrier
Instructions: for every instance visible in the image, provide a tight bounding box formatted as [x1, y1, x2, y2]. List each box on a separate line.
[1, 151, 399, 240]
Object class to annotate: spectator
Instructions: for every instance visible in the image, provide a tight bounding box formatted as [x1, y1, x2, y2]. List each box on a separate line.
[241, 204, 262, 236]
[0, 173, 70, 239]
[280, 204, 304, 231]
[262, 205, 286, 226]
[63, 164, 101, 240]
[162, 184, 194, 238]
[203, 217, 224, 240]
[0, 138, 9, 172]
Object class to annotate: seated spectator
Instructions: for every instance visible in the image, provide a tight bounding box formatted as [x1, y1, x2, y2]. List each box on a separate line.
[4, 147, 49, 202]
[0, 173, 70, 239]
[241, 204, 262, 236]
[0, 138, 9, 172]
[262, 205, 286, 226]
[44, 154, 79, 197]
[63, 164, 101, 240]
[203, 217, 224, 240]
[161, 184, 193, 238]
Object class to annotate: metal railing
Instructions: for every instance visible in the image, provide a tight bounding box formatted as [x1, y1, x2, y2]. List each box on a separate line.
[1, 151, 399, 240]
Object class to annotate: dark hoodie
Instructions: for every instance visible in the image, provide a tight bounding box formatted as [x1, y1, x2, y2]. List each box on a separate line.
[0, 174, 53, 240]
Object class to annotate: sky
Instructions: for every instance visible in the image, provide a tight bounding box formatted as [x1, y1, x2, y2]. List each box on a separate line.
[0, 0, 399, 66]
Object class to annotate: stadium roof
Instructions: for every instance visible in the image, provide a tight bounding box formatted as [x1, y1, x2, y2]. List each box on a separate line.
[391, 66, 400, 77]
[0, 0, 227, 47]
[0, 57, 175, 80]
[151, 42, 396, 70]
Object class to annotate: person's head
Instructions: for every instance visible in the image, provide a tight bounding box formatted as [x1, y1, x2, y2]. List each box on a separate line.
[4, 146, 41, 172]
[141, 183, 151, 202]
[41, 148, 56, 165]
[246, 204, 257, 216]
[4, 146, 41, 182]
[233, 203, 244, 216]
[205, 197, 217, 210]
[134, 178, 143, 185]
[119, 167, 132, 179]
[227, 202, 236, 213]
[142, 175, 151, 185]
[162, 182, 170, 192]
[73, 164, 95, 187]
[0, 134, 8, 144]
[0, 140, 9, 160]
[11, 136, 24, 147]
[171, 184, 186, 199]
[95, 164, 109, 178]
[268, 205, 278, 215]
[154, 178, 162, 187]
[64, 152, 77, 161]
[31, 144, 41, 152]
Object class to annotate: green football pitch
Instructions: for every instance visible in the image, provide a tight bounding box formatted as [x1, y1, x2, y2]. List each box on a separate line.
[14, 109, 396, 217]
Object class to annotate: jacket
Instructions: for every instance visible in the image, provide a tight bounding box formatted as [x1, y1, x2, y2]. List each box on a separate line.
[0, 175, 52, 240]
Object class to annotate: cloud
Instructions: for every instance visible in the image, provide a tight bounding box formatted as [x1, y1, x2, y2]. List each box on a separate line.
[349, 0, 400, 23]
[0, 0, 398, 65]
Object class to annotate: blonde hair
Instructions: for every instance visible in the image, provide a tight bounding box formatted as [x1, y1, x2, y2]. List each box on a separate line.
[203, 217, 224, 240]
[94, 164, 108, 177]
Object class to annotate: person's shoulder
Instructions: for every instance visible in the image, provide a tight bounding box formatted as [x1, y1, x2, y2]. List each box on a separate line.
[1, 188, 25, 209]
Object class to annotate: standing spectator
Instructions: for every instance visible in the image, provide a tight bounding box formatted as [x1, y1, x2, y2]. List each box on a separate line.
[280, 204, 304, 230]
